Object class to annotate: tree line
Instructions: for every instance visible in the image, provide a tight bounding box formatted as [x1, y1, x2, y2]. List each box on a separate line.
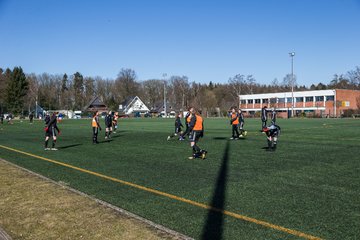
[0, 66, 359, 116]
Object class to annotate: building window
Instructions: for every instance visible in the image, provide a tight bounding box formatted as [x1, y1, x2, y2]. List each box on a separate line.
[240, 100, 246, 104]
[305, 96, 314, 102]
[270, 98, 277, 103]
[326, 96, 334, 101]
[287, 97, 293, 103]
[255, 99, 260, 104]
[262, 99, 268, 103]
[247, 99, 253, 104]
[315, 96, 324, 101]
[278, 98, 285, 103]
[296, 97, 304, 102]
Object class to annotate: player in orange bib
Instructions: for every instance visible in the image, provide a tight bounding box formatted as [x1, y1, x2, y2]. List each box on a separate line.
[230, 107, 240, 140]
[112, 112, 119, 133]
[92, 111, 101, 144]
[188, 108, 207, 160]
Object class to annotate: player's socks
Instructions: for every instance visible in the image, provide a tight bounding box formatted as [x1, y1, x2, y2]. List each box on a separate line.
[45, 140, 49, 148]
[192, 146, 198, 157]
[267, 140, 272, 149]
[193, 145, 202, 158]
[52, 140, 56, 148]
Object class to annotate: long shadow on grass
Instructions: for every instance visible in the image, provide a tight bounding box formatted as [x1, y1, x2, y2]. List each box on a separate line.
[58, 144, 82, 149]
[97, 140, 113, 144]
[201, 141, 229, 240]
[109, 134, 124, 139]
[212, 137, 227, 140]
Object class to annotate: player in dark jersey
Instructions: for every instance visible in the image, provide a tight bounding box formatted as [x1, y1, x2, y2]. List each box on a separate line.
[180, 108, 192, 139]
[261, 106, 268, 130]
[188, 108, 207, 160]
[104, 111, 113, 139]
[44, 113, 50, 125]
[238, 109, 247, 137]
[44, 112, 60, 150]
[271, 108, 277, 125]
[167, 112, 184, 140]
[262, 124, 281, 151]
[29, 112, 34, 124]
[92, 111, 101, 144]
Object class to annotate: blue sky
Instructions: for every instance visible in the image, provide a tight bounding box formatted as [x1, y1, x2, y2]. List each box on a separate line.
[1, 0, 359, 86]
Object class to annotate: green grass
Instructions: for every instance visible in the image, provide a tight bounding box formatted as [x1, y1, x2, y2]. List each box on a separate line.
[0, 117, 359, 239]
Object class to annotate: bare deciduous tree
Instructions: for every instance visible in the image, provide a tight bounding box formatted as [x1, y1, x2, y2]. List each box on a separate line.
[141, 79, 164, 108]
[115, 68, 139, 102]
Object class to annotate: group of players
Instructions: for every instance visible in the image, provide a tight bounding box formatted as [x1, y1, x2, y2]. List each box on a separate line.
[42, 105, 280, 157]
[167, 107, 207, 160]
[91, 111, 119, 144]
[166, 105, 282, 159]
[229, 107, 247, 140]
[43, 111, 119, 150]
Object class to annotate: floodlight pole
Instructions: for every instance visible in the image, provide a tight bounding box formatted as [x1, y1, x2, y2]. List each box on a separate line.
[289, 52, 295, 117]
[35, 96, 38, 119]
[163, 73, 167, 118]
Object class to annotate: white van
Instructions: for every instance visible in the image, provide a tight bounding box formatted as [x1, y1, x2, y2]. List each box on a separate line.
[73, 111, 82, 119]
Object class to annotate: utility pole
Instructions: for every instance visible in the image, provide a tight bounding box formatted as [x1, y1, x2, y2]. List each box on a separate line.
[289, 52, 295, 117]
[163, 73, 167, 118]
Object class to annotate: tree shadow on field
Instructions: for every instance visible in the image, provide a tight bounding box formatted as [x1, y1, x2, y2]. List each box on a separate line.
[58, 144, 82, 149]
[201, 141, 229, 240]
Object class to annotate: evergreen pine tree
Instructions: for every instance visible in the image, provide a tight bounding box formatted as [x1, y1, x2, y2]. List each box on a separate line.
[5, 67, 29, 115]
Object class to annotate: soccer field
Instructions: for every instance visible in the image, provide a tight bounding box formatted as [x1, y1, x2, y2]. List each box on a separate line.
[0, 117, 359, 239]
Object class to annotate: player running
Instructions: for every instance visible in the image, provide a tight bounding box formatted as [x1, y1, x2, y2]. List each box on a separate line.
[167, 112, 184, 140]
[92, 111, 101, 144]
[44, 112, 60, 150]
[104, 111, 113, 139]
[188, 108, 207, 160]
[180, 108, 192, 139]
[262, 124, 281, 151]
[230, 107, 240, 140]
[238, 109, 247, 137]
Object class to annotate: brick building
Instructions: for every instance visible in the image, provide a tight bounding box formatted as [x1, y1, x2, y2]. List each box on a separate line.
[239, 89, 360, 118]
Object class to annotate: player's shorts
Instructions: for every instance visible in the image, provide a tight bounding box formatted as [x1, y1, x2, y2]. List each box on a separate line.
[45, 127, 56, 137]
[175, 127, 182, 134]
[189, 131, 202, 142]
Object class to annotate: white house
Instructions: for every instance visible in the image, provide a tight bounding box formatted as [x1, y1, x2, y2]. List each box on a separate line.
[119, 96, 149, 115]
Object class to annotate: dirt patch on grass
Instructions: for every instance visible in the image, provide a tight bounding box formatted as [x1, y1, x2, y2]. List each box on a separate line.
[0, 159, 187, 240]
